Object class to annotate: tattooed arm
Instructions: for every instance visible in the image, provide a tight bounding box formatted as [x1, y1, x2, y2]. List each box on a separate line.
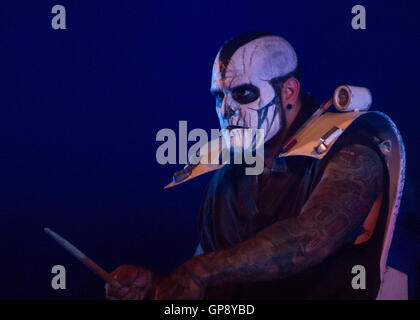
[152, 144, 384, 298]
[105, 144, 384, 300]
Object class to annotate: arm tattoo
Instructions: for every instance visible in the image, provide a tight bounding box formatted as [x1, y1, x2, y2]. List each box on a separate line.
[183, 144, 384, 287]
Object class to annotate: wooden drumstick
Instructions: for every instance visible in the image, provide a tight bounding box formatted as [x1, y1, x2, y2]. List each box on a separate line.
[44, 227, 121, 288]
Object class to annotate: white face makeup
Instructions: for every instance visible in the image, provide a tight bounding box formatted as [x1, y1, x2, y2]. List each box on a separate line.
[211, 35, 298, 150]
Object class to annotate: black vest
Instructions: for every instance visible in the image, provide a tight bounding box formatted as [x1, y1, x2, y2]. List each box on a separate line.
[198, 116, 389, 299]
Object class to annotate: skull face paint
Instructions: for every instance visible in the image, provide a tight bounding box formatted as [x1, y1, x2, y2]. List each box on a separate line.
[211, 34, 298, 151]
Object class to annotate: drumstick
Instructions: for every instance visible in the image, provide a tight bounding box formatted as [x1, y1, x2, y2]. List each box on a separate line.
[44, 227, 121, 288]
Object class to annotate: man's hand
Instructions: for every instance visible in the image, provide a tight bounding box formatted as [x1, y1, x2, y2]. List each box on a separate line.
[105, 263, 207, 300]
[105, 265, 155, 300]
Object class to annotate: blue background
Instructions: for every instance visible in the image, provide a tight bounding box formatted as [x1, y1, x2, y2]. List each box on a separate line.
[0, 0, 419, 299]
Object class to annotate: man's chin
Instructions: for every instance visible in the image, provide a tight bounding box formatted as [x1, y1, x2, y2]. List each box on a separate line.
[222, 128, 263, 154]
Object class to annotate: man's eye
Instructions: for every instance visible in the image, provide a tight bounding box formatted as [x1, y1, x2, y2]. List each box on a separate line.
[237, 89, 251, 97]
[232, 85, 259, 104]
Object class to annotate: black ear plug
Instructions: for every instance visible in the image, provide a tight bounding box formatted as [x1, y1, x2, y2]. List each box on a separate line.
[286, 104, 293, 110]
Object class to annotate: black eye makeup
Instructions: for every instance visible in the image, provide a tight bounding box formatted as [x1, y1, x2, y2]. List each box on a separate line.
[231, 84, 260, 104]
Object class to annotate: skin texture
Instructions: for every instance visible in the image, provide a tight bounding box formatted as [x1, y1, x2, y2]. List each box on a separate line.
[106, 143, 384, 299]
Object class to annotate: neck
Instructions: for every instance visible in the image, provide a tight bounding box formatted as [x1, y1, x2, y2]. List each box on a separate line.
[263, 98, 304, 169]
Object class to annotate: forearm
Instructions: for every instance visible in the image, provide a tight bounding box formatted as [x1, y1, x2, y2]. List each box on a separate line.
[184, 217, 332, 288]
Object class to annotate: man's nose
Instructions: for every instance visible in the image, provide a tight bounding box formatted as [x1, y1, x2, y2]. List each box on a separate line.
[221, 98, 236, 120]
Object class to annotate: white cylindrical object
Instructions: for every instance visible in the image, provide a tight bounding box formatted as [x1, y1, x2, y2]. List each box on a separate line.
[333, 85, 372, 112]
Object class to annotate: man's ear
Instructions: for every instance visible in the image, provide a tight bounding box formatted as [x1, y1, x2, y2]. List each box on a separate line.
[280, 77, 300, 108]
[280, 77, 301, 129]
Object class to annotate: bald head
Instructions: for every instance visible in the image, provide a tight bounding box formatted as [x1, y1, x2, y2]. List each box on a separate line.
[213, 32, 299, 84]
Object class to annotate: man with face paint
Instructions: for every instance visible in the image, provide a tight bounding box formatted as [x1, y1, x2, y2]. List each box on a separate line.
[211, 31, 301, 158]
[106, 32, 399, 300]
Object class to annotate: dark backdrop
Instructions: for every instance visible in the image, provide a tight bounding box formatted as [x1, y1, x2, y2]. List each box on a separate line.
[0, 0, 419, 299]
